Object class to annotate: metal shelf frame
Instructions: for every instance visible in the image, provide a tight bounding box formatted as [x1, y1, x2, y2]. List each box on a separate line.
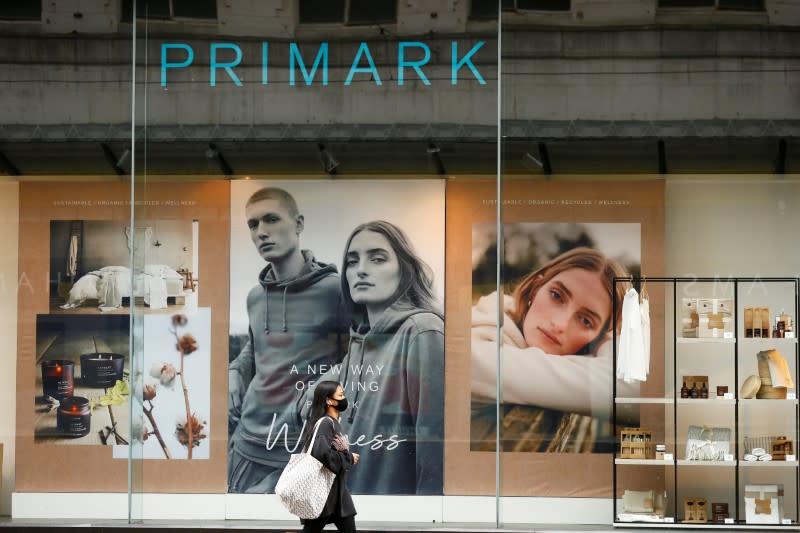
[612, 276, 800, 528]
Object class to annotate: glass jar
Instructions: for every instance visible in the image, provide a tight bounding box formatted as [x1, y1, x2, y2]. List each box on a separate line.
[57, 396, 91, 437]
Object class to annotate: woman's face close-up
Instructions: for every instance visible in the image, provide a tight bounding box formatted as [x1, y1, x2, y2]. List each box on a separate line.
[345, 230, 401, 309]
[521, 268, 611, 355]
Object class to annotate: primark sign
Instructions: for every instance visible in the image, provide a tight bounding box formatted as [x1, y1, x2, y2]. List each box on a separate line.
[160, 40, 487, 87]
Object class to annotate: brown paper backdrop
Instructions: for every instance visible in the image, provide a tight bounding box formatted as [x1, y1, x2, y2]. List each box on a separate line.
[444, 178, 665, 497]
[15, 181, 230, 493]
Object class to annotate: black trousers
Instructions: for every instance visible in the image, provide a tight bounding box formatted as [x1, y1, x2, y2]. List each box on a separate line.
[301, 514, 356, 533]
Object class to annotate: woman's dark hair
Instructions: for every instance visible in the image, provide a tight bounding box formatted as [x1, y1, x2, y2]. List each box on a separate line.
[301, 380, 341, 451]
[341, 220, 437, 324]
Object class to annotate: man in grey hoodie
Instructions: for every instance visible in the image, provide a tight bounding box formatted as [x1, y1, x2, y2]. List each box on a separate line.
[228, 187, 345, 493]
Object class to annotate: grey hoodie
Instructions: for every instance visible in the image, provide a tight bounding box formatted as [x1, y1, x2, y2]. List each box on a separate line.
[315, 302, 444, 494]
[229, 250, 345, 467]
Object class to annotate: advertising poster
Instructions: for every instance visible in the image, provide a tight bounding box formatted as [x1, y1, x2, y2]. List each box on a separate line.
[228, 180, 445, 495]
[34, 314, 131, 446]
[445, 179, 665, 497]
[15, 181, 229, 493]
[137, 308, 212, 460]
[471, 221, 641, 453]
[49, 220, 197, 315]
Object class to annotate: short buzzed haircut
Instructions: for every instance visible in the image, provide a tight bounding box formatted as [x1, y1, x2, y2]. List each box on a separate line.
[246, 187, 299, 217]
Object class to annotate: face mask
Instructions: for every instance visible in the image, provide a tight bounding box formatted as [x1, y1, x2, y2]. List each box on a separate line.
[331, 397, 349, 412]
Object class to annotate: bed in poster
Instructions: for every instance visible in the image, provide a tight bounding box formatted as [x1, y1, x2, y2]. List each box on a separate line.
[227, 179, 446, 495]
[49, 219, 198, 314]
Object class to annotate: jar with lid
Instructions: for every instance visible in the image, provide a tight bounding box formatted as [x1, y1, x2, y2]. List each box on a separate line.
[57, 396, 91, 437]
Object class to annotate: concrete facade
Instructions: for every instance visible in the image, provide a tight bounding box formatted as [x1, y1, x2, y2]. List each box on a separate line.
[0, 1, 798, 143]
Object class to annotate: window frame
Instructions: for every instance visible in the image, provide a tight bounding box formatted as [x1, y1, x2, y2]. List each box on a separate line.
[120, 0, 218, 23]
[298, 0, 398, 27]
[657, 0, 765, 12]
[513, 0, 572, 12]
[468, 0, 572, 21]
[0, 0, 42, 22]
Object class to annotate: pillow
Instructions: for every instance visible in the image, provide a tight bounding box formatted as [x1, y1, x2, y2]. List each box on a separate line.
[145, 264, 181, 278]
[100, 265, 131, 273]
[144, 264, 165, 276]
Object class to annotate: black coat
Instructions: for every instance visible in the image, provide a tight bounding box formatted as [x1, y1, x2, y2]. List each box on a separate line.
[304, 415, 356, 520]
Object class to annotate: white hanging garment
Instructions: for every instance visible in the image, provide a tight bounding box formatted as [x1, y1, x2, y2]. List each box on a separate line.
[640, 293, 651, 377]
[67, 235, 79, 278]
[617, 287, 647, 383]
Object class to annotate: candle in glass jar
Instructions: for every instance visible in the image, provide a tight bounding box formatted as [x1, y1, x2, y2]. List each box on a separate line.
[41, 359, 75, 400]
[57, 396, 91, 437]
[80, 352, 125, 388]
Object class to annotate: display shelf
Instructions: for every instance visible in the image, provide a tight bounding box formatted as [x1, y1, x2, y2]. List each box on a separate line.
[676, 459, 737, 467]
[612, 277, 800, 528]
[739, 337, 798, 344]
[615, 458, 674, 465]
[676, 398, 736, 405]
[615, 517, 675, 525]
[676, 337, 736, 344]
[616, 397, 674, 404]
[739, 398, 798, 405]
[739, 460, 800, 468]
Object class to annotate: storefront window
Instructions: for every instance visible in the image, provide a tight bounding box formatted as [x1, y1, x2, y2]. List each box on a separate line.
[494, 0, 798, 525]
[131, 0, 499, 524]
[3, 0, 800, 528]
[0, 0, 139, 521]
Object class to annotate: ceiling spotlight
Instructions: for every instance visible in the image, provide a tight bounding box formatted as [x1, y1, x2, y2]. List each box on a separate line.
[100, 143, 127, 176]
[0, 149, 21, 176]
[427, 142, 446, 175]
[522, 151, 543, 169]
[537, 141, 552, 175]
[657, 139, 667, 175]
[520, 142, 552, 175]
[318, 143, 339, 175]
[116, 149, 131, 169]
[207, 142, 233, 176]
[775, 138, 786, 175]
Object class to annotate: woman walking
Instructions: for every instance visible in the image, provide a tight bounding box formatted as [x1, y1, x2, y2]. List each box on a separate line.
[300, 380, 359, 533]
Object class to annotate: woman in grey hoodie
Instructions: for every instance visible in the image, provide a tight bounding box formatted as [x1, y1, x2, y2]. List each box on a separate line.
[311, 220, 444, 495]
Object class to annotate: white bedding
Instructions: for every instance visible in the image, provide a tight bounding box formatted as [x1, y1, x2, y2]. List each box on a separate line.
[61, 265, 184, 311]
